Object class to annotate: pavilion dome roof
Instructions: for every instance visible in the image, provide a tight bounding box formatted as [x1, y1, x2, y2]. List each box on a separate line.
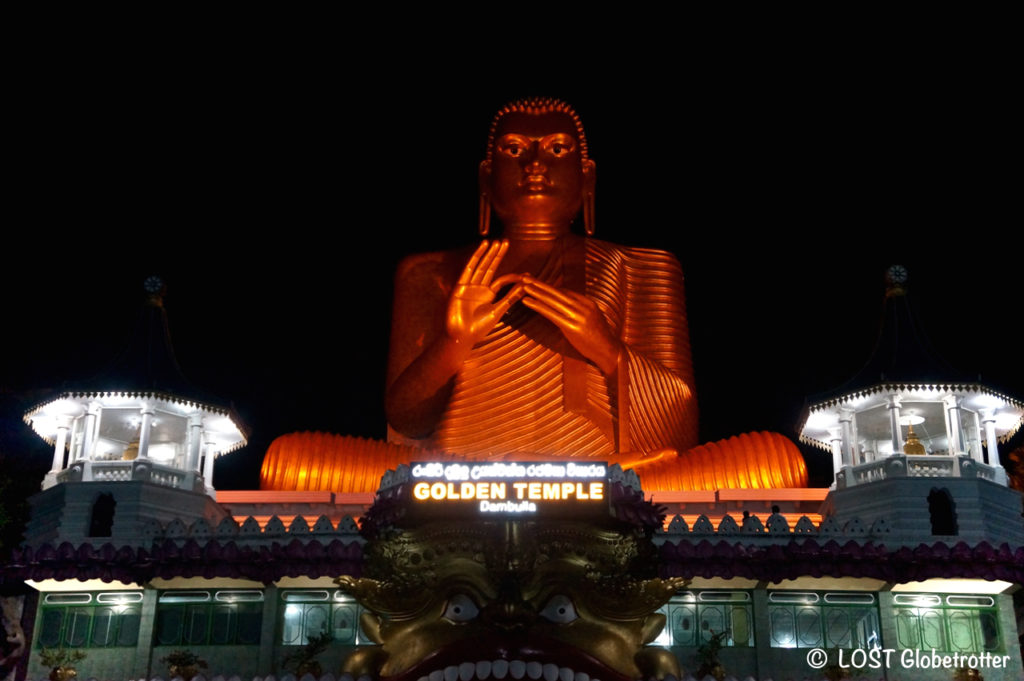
[799, 266, 1023, 454]
[23, 277, 248, 452]
[810, 265, 974, 406]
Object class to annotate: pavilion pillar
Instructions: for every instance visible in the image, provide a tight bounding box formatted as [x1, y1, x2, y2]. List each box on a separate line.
[137, 404, 155, 461]
[187, 413, 203, 472]
[885, 395, 903, 455]
[80, 401, 101, 461]
[51, 416, 72, 472]
[839, 409, 856, 465]
[981, 410, 1005, 475]
[202, 440, 216, 489]
[943, 394, 965, 455]
[829, 431, 843, 487]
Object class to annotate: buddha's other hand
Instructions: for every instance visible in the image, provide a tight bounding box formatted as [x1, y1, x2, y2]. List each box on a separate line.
[522, 275, 623, 376]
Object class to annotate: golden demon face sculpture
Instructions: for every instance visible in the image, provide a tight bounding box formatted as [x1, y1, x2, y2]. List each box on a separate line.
[338, 520, 684, 681]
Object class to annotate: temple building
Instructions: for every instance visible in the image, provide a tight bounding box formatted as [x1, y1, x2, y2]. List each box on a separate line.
[1, 264, 1021, 681]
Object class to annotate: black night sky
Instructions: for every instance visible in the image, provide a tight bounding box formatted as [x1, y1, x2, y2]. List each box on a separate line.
[2, 55, 1021, 526]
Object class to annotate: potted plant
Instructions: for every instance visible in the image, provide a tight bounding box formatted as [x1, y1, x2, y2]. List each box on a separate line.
[282, 629, 333, 678]
[159, 649, 208, 681]
[823, 660, 852, 680]
[39, 647, 86, 681]
[695, 629, 728, 681]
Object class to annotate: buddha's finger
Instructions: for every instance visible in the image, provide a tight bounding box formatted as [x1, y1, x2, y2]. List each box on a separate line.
[492, 283, 526, 318]
[479, 240, 509, 286]
[522, 296, 577, 332]
[490, 273, 524, 292]
[523, 283, 579, 319]
[458, 241, 491, 285]
[521, 276, 581, 309]
[471, 240, 506, 285]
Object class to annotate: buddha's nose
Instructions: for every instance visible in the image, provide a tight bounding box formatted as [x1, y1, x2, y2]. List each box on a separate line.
[523, 141, 544, 169]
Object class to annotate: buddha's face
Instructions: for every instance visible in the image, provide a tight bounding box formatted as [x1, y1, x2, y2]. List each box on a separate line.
[484, 111, 594, 232]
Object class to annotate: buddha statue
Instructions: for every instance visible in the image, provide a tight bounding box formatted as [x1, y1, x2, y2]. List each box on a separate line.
[259, 98, 807, 492]
[385, 98, 698, 462]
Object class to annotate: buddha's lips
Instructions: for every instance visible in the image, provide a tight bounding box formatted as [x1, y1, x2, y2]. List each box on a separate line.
[382, 633, 633, 681]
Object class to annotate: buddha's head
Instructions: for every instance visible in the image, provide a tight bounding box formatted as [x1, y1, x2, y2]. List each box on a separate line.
[338, 519, 682, 681]
[480, 98, 596, 237]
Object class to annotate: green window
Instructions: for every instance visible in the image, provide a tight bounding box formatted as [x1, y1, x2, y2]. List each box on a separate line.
[37, 592, 142, 649]
[656, 591, 754, 648]
[893, 594, 1001, 655]
[155, 590, 263, 646]
[768, 592, 879, 650]
[279, 590, 366, 646]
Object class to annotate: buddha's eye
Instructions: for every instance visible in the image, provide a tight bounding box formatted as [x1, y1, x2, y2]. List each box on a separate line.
[443, 594, 479, 623]
[550, 142, 569, 156]
[539, 594, 578, 624]
[503, 143, 523, 157]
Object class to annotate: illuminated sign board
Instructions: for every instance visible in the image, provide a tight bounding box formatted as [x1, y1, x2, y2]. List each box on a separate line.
[410, 462, 607, 515]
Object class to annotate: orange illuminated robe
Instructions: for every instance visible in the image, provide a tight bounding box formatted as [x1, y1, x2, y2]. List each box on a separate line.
[387, 238, 699, 459]
[261, 239, 808, 493]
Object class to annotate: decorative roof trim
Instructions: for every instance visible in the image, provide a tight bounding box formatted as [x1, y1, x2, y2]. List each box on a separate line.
[808, 382, 1022, 412]
[803, 382, 1024, 448]
[798, 433, 833, 452]
[23, 390, 248, 453]
[659, 539, 1024, 585]
[4, 537, 1019, 587]
[2, 537, 364, 586]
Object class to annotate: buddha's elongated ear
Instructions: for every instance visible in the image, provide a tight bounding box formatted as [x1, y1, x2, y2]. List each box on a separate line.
[478, 160, 492, 236]
[582, 158, 596, 236]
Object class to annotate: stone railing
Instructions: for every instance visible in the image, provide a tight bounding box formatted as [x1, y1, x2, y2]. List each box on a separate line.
[837, 454, 1005, 489]
[51, 460, 201, 493]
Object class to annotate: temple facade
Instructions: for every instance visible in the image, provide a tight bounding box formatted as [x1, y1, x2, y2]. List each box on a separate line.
[3, 270, 1023, 681]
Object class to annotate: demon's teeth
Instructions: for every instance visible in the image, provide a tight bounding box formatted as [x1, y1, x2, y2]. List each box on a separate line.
[417, 660, 599, 681]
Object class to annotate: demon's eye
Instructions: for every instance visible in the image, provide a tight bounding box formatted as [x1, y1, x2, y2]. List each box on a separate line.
[443, 594, 479, 623]
[539, 594, 578, 624]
